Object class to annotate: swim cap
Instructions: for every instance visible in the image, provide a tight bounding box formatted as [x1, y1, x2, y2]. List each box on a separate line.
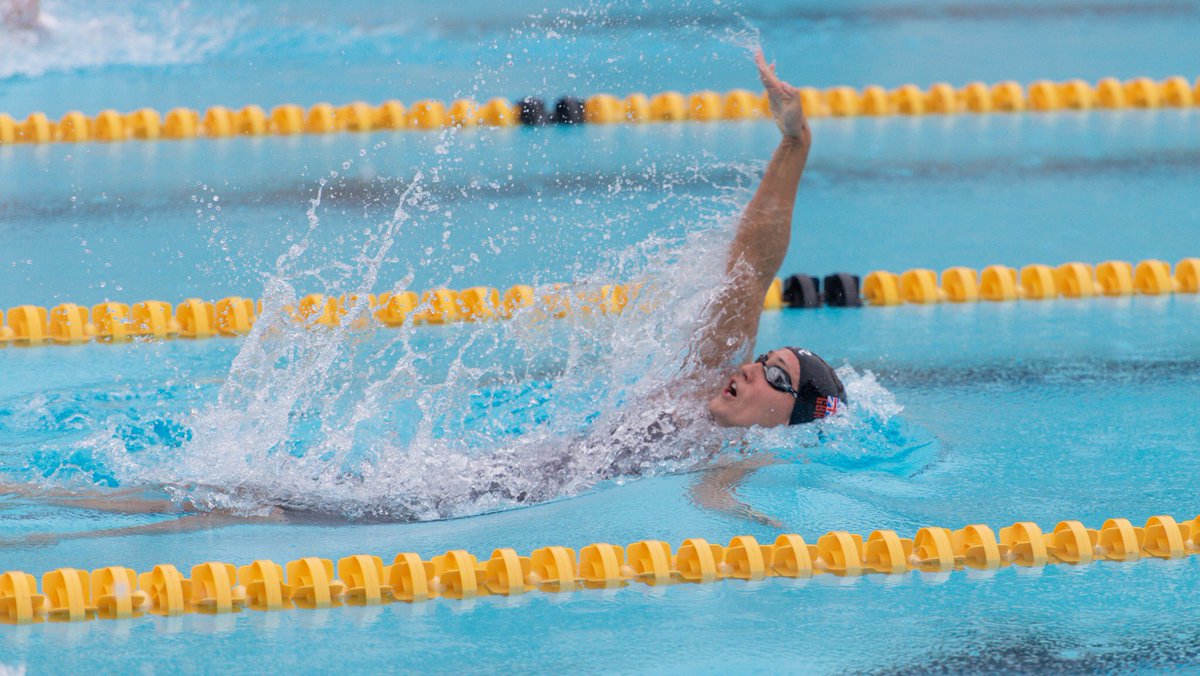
[785, 347, 847, 425]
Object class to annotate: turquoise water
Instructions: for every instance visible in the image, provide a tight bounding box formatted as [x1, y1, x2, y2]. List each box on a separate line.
[4, 113, 1198, 307]
[2, 299, 1199, 671]
[3, 0, 1200, 672]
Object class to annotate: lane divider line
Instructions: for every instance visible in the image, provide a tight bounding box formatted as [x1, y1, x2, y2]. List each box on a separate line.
[1, 76, 1195, 146]
[857, 257, 1199, 306]
[1, 258, 1196, 346]
[2, 514, 1196, 625]
[0, 282, 638, 345]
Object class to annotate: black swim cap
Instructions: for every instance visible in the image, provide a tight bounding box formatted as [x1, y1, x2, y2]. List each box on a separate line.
[784, 347, 847, 425]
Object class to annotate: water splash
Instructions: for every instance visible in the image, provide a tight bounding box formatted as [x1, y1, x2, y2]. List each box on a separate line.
[95, 171, 756, 519]
[10, 4, 919, 522]
[718, 14, 763, 55]
[91, 213, 924, 522]
[12, 143, 923, 521]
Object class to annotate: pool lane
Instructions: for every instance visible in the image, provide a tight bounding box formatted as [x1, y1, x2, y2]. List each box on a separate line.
[2, 110, 1197, 308]
[1, 297, 1198, 671]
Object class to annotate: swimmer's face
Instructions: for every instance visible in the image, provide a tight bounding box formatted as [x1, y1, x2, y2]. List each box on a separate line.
[708, 348, 800, 428]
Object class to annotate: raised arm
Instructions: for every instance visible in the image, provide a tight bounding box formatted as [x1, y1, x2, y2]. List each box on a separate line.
[695, 51, 812, 369]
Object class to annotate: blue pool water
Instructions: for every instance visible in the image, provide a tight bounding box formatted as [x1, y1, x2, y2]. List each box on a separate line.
[3, 0, 1200, 672]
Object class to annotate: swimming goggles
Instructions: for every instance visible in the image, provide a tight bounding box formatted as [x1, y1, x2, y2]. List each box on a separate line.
[755, 354, 798, 398]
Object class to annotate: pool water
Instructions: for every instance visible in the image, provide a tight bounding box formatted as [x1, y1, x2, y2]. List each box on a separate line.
[3, 0, 1200, 672]
[3, 299, 1199, 672]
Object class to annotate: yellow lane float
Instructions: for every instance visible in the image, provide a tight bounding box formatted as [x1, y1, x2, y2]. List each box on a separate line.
[3, 514, 1197, 626]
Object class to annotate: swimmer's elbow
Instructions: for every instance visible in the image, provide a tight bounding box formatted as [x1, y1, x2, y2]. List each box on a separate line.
[690, 475, 738, 512]
[688, 463, 752, 512]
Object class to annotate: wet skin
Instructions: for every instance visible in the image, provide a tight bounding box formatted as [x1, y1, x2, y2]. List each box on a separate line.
[708, 348, 802, 428]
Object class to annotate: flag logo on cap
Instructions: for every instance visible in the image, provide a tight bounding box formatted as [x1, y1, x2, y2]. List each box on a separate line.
[814, 395, 841, 419]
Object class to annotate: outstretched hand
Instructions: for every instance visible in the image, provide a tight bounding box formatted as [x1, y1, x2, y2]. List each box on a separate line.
[755, 50, 810, 145]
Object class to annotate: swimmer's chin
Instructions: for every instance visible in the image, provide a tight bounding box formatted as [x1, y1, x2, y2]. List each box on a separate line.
[707, 395, 737, 428]
[707, 391, 790, 429]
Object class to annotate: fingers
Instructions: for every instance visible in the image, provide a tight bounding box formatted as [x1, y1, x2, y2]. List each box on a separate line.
[754, 49, 768, 72]
[755, 49, 782, 91]
[754, 52, 773, 88]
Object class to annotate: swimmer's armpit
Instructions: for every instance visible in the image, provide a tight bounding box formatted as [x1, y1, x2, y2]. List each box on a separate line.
[688, 456, 784, 529]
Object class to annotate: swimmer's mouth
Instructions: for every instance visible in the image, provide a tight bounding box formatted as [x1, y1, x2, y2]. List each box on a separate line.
[726, 380, 738, 397]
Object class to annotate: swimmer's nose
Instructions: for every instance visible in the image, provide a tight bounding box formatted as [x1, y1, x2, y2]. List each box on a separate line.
[739, 362, 757, 381]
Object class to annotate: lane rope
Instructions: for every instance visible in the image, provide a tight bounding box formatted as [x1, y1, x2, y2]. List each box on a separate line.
[1, 258, 1196, 346]
[857, 257, 1199, 306]
[1, 76, 1195, 146]
[2, 513, 1196, 625]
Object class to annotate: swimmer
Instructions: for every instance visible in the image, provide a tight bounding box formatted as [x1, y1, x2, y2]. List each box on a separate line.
[457, 49, 843, 524]
[1, 50, 839, 539]
[583, 48, 844, 444]
[698, 50, 845, 429]
[1, 0, 41, 30]
[680, 50, 844, 524]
